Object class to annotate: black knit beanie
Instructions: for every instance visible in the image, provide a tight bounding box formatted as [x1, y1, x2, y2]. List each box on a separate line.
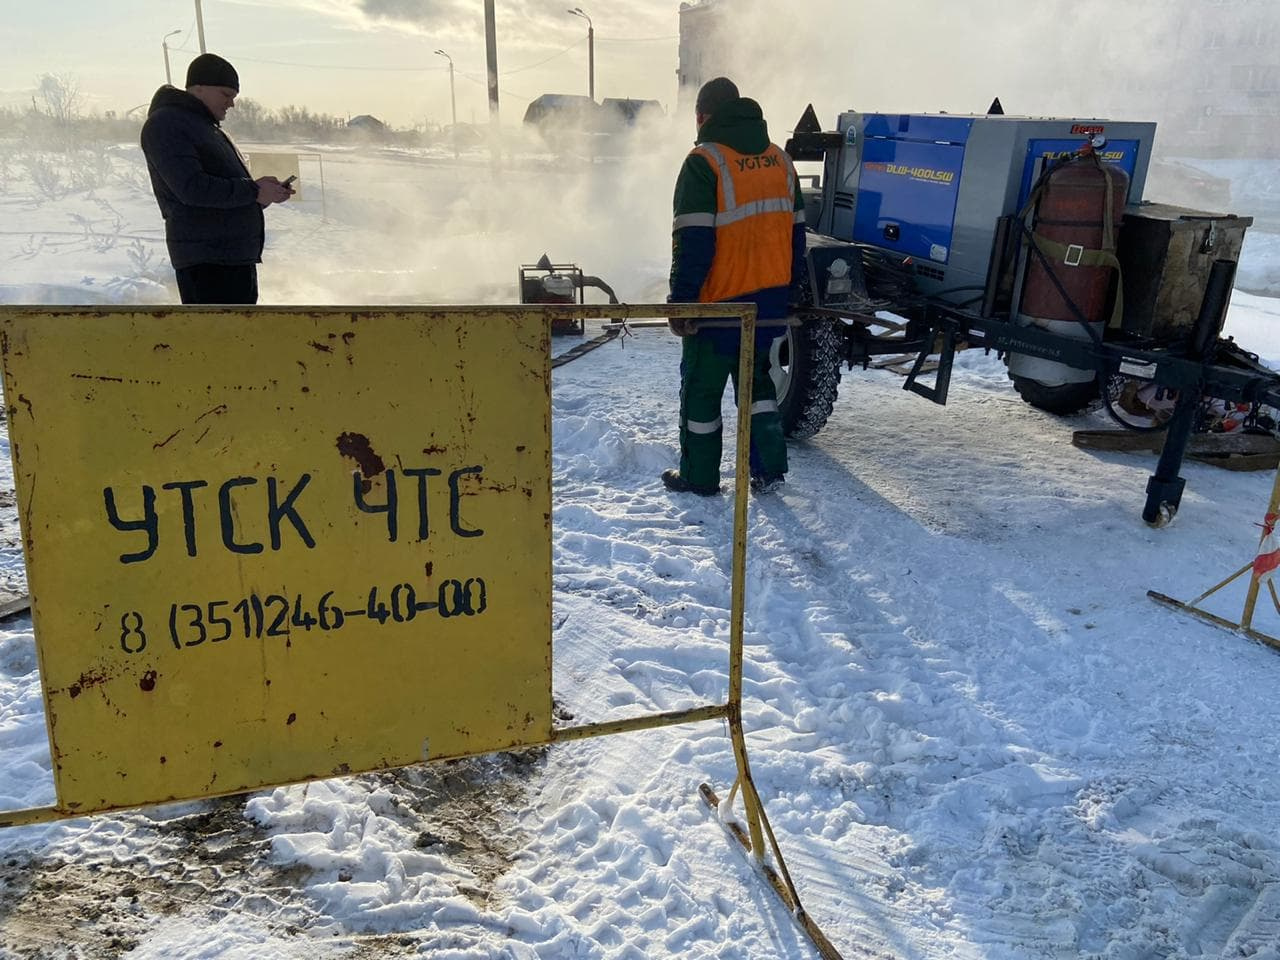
[186, 53, 239, 91]
[695, 77, 738, 117]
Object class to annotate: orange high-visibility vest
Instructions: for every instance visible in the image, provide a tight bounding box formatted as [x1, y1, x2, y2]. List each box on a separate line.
[677, 142, 800, 303]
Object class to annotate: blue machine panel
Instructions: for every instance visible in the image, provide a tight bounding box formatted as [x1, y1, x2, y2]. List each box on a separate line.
[853, 135, 967, 263]
[1017, 139, 1143, 210]
[862, 114, 975, 144]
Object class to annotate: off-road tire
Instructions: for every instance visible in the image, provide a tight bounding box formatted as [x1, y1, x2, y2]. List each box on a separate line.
[773, 316, 843, 439]
[1010, 374, 1099, 415]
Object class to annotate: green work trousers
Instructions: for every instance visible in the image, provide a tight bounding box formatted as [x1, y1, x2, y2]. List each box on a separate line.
[678, 334, 788, 489]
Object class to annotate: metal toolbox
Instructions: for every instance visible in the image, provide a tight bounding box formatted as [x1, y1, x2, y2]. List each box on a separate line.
[1118, 203, 1252, 339]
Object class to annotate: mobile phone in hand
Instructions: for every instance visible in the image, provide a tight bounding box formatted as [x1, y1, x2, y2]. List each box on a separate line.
[283, 175, 297, 187]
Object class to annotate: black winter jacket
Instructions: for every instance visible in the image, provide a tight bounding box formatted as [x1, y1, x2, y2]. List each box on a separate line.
[140, 87, 264, 269]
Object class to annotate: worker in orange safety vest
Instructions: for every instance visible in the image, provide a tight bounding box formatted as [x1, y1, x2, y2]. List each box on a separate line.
[662, 77, 807, 496]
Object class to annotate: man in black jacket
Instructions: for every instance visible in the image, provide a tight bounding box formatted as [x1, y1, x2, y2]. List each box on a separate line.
[141, 53, 293, 304]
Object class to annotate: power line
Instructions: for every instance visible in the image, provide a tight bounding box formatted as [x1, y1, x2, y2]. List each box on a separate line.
[167, 30, 672, 81]
[181, 44, 584, 77]
[596, 34, 679, 43]
[502, 38, 586, 75]
[456, 71, 532, 103]
[220, 53, 447, 73]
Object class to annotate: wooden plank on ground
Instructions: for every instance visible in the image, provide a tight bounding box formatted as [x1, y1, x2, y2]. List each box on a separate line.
[0, 594, 31, 622]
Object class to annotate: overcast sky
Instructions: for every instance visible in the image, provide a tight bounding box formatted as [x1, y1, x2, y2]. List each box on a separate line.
[0, 0, 680, 127]
[0, 0, 1227, 140]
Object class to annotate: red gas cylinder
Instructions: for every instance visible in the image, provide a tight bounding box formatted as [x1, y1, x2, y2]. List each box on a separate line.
[1020, 156, 1128, 326]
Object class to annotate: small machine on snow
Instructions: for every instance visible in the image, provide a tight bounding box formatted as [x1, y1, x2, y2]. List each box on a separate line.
[519, 254, 619, 336]
[774, 102, 1277, 525]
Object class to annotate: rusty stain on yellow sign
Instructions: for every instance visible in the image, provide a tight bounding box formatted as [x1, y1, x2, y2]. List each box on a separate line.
[0, 307, 552, 814]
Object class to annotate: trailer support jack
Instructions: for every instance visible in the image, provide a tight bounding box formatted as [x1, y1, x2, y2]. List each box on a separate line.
[902, 323, 957, 405]
[1141, 259, 1237, 527]
[1143, 394, 1194, 526]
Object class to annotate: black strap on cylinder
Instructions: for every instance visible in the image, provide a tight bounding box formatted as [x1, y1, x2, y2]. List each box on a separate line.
[1016, 151, 1125, 339]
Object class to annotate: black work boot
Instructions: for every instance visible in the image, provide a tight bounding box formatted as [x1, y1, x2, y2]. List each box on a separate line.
[661, 469, 720, 496]
[749, 473, 786, 494]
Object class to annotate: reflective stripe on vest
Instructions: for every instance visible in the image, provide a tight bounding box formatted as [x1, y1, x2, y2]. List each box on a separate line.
[684, 142, 798, 304]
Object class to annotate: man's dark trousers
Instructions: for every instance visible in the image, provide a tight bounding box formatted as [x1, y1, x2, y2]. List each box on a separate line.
[175, 264, 258, 304]
[678, 332, 788, 490]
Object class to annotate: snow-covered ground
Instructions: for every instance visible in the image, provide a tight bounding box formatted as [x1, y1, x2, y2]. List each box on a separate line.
[4, 139, 1280, 958]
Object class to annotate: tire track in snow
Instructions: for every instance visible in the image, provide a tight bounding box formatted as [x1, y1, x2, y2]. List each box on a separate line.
[788, 368, 1280, 957]
[551, 331, 1280, 957]
[549, 336, 1043, 955]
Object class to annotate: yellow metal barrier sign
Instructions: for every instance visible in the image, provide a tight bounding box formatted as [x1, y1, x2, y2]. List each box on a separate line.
[0, 307, 551, 814]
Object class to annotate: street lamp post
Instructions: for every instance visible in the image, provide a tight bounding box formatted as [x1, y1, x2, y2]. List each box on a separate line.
[433, 50, 457, 129]
[434, 49, 457, 157]
[163, 30, 182, 86]
[194, 0, 207, 53]
[483, 0, 499, 126]
[567, 7, 594, 102]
